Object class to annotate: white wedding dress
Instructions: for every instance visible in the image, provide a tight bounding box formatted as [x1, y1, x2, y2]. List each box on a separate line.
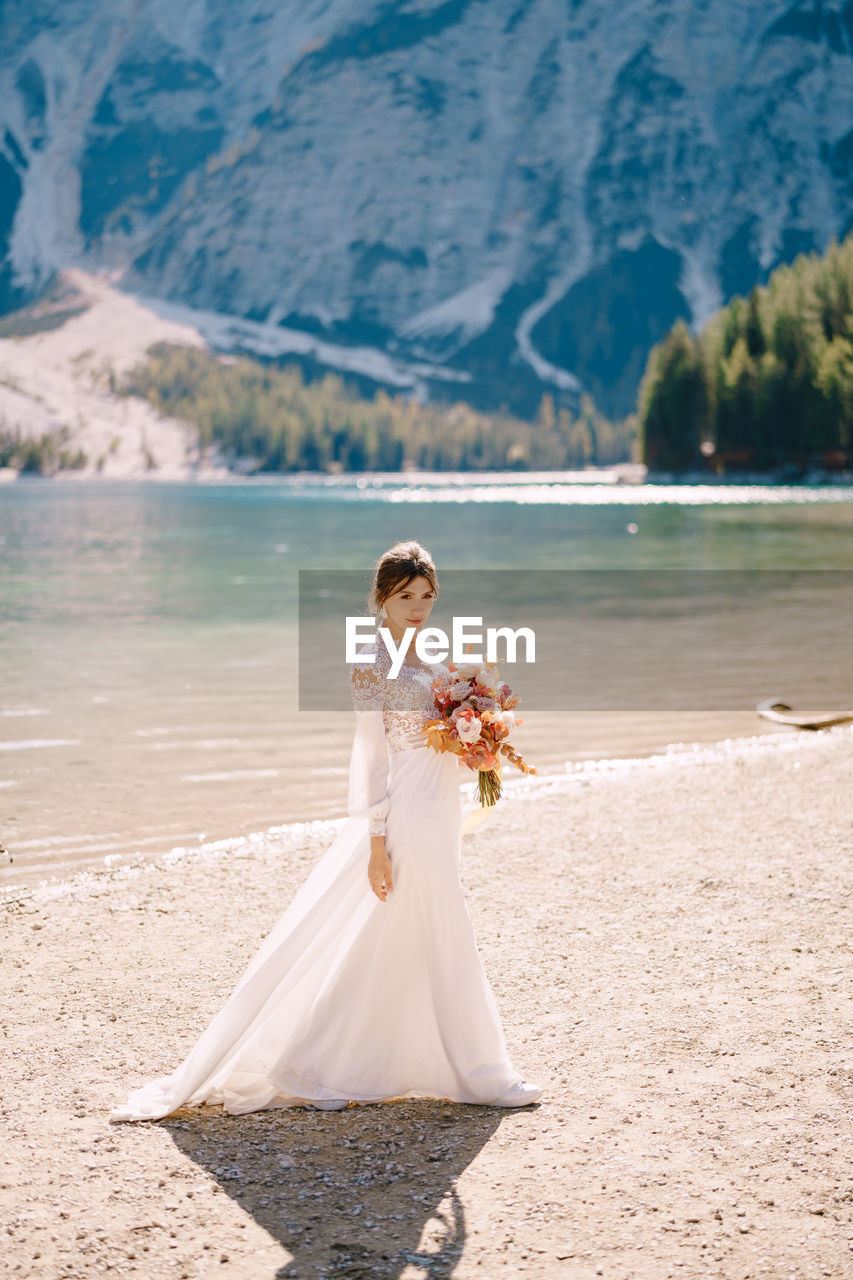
[110, 645, 526, 1121]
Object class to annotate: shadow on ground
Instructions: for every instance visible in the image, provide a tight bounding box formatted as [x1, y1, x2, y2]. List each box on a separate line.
[164, 1098, 513, 1277]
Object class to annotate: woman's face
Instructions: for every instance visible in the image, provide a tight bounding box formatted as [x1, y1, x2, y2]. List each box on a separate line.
[382, 574, 437, 637]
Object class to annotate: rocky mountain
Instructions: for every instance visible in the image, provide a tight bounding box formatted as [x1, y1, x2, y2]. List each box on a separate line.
[1, 0, 852, 418]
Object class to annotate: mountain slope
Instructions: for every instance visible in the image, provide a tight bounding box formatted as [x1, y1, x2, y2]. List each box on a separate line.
[0, 269, 217, 478]
[1, 0, 852, 416]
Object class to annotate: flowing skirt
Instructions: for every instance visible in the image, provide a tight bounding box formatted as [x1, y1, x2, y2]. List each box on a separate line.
[109, 748, 522, 1120]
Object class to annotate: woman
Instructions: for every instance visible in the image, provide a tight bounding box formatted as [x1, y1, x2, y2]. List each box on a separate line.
[110, 540, 541, 1121]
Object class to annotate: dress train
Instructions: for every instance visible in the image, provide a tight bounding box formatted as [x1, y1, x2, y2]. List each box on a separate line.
[109, 742, 524, 1121]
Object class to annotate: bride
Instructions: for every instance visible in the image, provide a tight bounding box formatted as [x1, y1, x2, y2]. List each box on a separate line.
[110, 539, 541, 1121]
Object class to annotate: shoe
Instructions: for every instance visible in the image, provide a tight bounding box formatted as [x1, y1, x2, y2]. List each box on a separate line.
[491, 1080, 543, 1107]
[309, 1098, 349, 1111]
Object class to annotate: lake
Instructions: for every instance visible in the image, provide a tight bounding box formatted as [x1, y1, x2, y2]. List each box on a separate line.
[2, 472, 852, 889]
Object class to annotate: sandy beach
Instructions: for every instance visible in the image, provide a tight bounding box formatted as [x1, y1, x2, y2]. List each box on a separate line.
[3, 722, 851, 1279]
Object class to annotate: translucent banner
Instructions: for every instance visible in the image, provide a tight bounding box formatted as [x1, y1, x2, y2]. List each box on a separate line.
[298, 569, 853, 714]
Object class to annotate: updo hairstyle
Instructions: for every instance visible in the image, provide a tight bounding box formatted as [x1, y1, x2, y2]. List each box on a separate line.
[368, 541, 439, 617]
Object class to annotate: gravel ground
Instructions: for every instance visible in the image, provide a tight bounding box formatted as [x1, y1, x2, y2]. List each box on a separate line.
[3, 727, 852, 1280]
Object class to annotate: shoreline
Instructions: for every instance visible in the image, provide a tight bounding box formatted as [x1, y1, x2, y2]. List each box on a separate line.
[6, 719, 849, 906]
[4, 465, 853, 487]
[1, 270, 850, 491]
[3, 714, 851, 1278]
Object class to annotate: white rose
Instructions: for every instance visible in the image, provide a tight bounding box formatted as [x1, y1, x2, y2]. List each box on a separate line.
[476, 664, 501, 692]
[497, 709, 515, 730]
[456, 715, 483, 744]
[448, 679, 473, 700]
[454, 663, 481, 680]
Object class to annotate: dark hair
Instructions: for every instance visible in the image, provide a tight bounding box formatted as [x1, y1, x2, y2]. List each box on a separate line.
[369, 540, 439, 615]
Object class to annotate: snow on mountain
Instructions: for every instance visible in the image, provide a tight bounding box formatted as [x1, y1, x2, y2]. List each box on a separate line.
[1, 0, 852, 418]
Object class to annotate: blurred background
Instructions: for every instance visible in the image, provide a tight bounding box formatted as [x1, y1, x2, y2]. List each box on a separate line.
[1, 1, 852, 886]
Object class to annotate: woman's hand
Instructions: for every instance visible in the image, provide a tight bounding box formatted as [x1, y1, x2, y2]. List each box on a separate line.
[368, 835, 394, 902]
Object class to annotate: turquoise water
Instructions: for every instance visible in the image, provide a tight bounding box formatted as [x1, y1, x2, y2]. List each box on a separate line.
[2, 474, 852, 887]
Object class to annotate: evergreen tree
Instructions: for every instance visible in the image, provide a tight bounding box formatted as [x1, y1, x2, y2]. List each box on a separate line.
[638, 320, 706, 471]
[640, 229, 853, 472]
[121, 339, 630, 473]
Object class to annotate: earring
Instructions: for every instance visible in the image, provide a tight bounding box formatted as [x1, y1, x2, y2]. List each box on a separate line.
[378, 606, 387, 622]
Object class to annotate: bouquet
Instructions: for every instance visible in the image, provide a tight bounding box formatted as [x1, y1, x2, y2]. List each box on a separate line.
[423, 660, 537, 808]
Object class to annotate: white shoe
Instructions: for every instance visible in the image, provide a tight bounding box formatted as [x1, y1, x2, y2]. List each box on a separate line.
[309, 1098, 349, 1110]
[491, 1080, 543, 1107]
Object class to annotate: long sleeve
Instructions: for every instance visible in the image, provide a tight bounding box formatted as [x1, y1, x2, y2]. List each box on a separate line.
[347, 660, 390, 837]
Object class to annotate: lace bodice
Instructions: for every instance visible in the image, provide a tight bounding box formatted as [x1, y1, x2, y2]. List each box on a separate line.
[349, 643, 444, 754]
[347, 643, 447, 836]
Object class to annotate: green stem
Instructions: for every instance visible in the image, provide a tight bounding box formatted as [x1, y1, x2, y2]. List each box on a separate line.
[477, 768, 502, 807]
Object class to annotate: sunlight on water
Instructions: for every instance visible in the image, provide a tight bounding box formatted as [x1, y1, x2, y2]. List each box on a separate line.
[2, 477, 853, 886]
[384, 483, 853, 505]
[220, 471, 853, 506]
